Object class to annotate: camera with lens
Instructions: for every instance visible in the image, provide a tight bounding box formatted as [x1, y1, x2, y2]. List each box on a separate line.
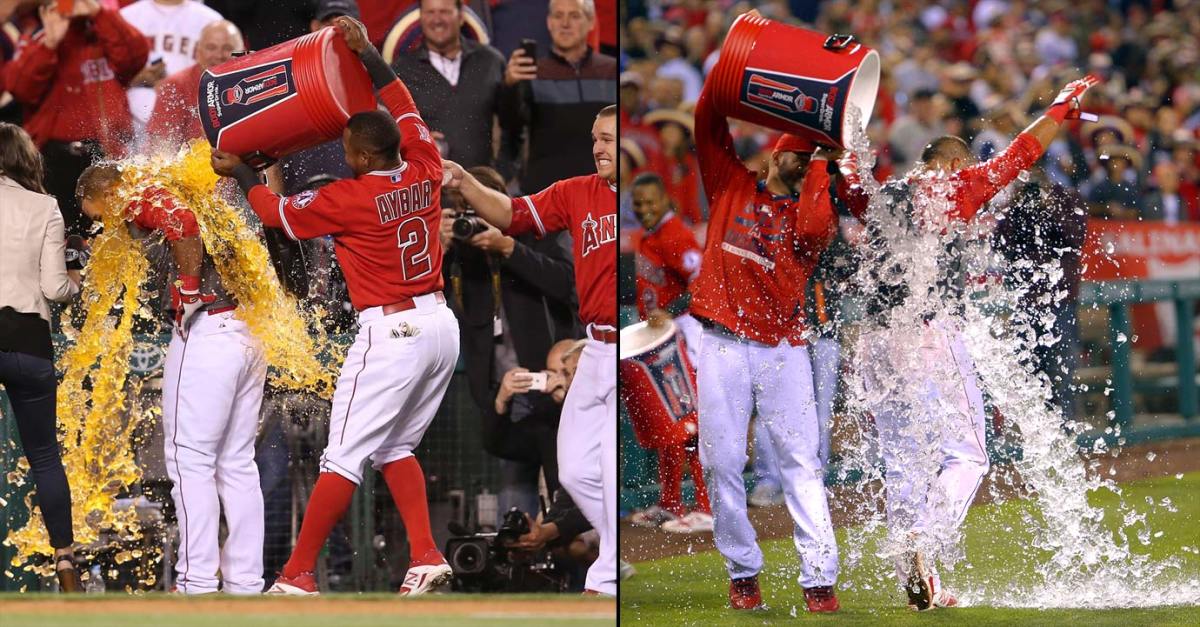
[452, 209, 489, 241]
[443, 507, 566, 592]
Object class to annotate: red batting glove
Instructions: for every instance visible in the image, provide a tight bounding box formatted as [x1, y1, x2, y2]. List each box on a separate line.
[1046, 75, 1102, 123]
[171, 274, 215, 339]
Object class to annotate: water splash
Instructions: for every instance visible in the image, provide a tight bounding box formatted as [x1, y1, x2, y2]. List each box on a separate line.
[829, 105, 1200, 608]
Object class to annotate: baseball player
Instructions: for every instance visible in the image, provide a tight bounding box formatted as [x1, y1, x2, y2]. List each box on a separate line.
[76, 165, 267, 595]
[837, 75, 1101, 610]
[688, 74, 841, 612]
[211, 17, 458, 596]
[626, 171, 711, 533]
[441, 106, 618, 595]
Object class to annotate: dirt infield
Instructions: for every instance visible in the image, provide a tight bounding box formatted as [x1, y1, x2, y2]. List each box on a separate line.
[622, 437, 1200, 563]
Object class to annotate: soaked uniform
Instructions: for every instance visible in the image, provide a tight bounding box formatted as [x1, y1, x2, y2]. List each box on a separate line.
[841, 132, 1043, 591]
[689, 81, 839, 589]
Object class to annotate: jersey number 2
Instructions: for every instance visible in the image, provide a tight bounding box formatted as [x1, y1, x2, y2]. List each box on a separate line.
[396, 217, 432, 280]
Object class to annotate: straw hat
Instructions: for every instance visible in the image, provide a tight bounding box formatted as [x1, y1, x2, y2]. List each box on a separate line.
[1082, 115, 1136, 146]
[619, 139, 647, 170]
[643, 108, 695, 136]
[1097, 144, 1144, 170]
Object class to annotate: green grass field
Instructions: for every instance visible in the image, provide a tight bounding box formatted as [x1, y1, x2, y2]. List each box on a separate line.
[0, 593, 615, 627]
[622, 473, 1200, 625]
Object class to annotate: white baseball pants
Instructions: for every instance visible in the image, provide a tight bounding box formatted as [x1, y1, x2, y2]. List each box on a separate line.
[698, 329, 839, 588]
[319, 295, 459, 484]
[859, 321, 989, 589]
[674, 313, 703, 367]
[162, 311, 267, 594]
[558, 339, 617, 595]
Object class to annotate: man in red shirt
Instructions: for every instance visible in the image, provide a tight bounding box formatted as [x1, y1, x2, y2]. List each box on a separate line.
[4, 0, 148, 234]
[145, 20, 243, 151]
[211, 16, 457, 597]
[440, 104, 617, 595]
[76, 165, 267, 594]
[625, 170, 712, 534]
[837, 76, 1101, 611]
[689, 75, 842, 612]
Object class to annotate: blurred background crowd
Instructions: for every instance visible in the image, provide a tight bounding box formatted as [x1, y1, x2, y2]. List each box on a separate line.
[0, 0, 616, 593]
[618, 0, 1200, 234]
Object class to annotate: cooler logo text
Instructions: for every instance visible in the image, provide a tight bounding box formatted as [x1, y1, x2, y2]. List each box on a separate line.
[221, 65, 291, 106]
[740, 67, 854, 143]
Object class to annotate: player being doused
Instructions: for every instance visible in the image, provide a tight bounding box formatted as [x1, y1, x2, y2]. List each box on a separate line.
[836, 75, 1101, 610]
[77, 164, 268, 595]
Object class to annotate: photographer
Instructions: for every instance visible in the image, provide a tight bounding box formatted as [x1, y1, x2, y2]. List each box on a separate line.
[440, 166, 579, 520]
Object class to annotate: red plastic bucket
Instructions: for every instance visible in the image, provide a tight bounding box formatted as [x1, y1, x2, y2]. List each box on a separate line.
[709, 13, 880, 148]
[199, 27, 377, 169]
[619, 320, 699, 449]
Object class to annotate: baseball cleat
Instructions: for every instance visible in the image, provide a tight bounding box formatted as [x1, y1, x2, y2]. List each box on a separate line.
[627, 505, 678, 528]
[660, 511, 714, 534]
[398, 562, 453, 596]
[267, 571, 319, 595]
[729, 575, 763, 610]
[933, 588, 958, 608]
[803, 586, 840, 612]
[905, 552, 934, 611]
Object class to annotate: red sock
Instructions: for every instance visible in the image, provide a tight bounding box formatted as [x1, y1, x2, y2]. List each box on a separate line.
[381, 457, 441, 565]
[687, 445, 711, 514]
[658, 446, 685, 516]
[282, 472, 357, 578]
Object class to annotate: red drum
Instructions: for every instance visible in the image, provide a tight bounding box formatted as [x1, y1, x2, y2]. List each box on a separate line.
[708, 12, 880, 148]
[619, 320, 699, 449]
[199, 27, 377, 169]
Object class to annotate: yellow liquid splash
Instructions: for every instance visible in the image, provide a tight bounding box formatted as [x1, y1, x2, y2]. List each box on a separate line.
[5, 140, 340, 584]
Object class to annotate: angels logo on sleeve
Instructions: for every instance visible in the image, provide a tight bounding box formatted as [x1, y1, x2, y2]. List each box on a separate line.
[289, 190, 317, 209]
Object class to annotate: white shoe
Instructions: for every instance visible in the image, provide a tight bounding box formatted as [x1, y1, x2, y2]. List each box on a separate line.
[399, 563, 453, 596]
[627, 505, 678, 527]
[747, 483, 784, 508]
[620, 560, 636, 581]
[660, 511, 714, 534]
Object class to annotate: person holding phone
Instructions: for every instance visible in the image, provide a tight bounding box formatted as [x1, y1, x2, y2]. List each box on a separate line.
[498, 0, 616, 194]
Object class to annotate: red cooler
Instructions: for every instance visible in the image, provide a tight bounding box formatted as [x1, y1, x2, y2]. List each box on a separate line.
[709, 12, 880, 148]
[199, 27, 378, 169]
[619, 321, 699, 449]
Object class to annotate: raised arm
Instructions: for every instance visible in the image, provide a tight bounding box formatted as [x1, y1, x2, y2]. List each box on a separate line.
[442, 160, 514, 230]
[694, 78, 752, 207]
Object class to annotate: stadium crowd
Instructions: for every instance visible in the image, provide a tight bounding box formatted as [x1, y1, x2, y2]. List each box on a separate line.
[619, 0, 1200, 235]
[0, 0, 616, 595]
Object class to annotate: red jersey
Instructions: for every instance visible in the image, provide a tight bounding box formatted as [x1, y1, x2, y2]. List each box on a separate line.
[147, 63, 204, 147]
[839, 132, 1044, 222]
[688, 84, 837, 346]
[247, 80, 443, 311]
[632, 212, 702, 319]
[3, 8, 148, 156]
[509, 175, 617, 329]
[126, 186, 198, 240]
[656, 152, 704, 223]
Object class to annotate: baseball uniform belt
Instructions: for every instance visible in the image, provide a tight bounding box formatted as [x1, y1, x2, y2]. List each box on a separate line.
[380, 291, 446, 315]
[207, 305, 237, 316]
[587, 324, 617, 344]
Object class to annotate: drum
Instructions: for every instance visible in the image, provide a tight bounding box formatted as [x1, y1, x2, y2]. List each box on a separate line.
[619, 320, 699, 449]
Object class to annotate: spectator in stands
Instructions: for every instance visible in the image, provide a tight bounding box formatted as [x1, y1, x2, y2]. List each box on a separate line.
[643, 107, 703, 224]
[1085, 144, 1143, 219]
[3, 0, 149, 235]
[500, 0, 616, 193]
[145, 20, 244, 150]
[392, 0, 509, 176]
[1143, 162, 1197, 224]
[654, 28, 700, 104]
[888, 89, 944, 172]
[0, 122, 82, 592]
[439, 166, 579, 521]
[120, 0, 224, 149]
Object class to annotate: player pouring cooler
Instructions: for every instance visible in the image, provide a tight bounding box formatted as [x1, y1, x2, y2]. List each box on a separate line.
[687, 69, 843, 612]
[441, 107, 618, 595]
[211, 16, 458, 596]
[836, 75, 1102, 611]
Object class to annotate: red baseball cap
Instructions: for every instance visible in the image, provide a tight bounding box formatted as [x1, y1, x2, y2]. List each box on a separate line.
[773, 133, 815, 155]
